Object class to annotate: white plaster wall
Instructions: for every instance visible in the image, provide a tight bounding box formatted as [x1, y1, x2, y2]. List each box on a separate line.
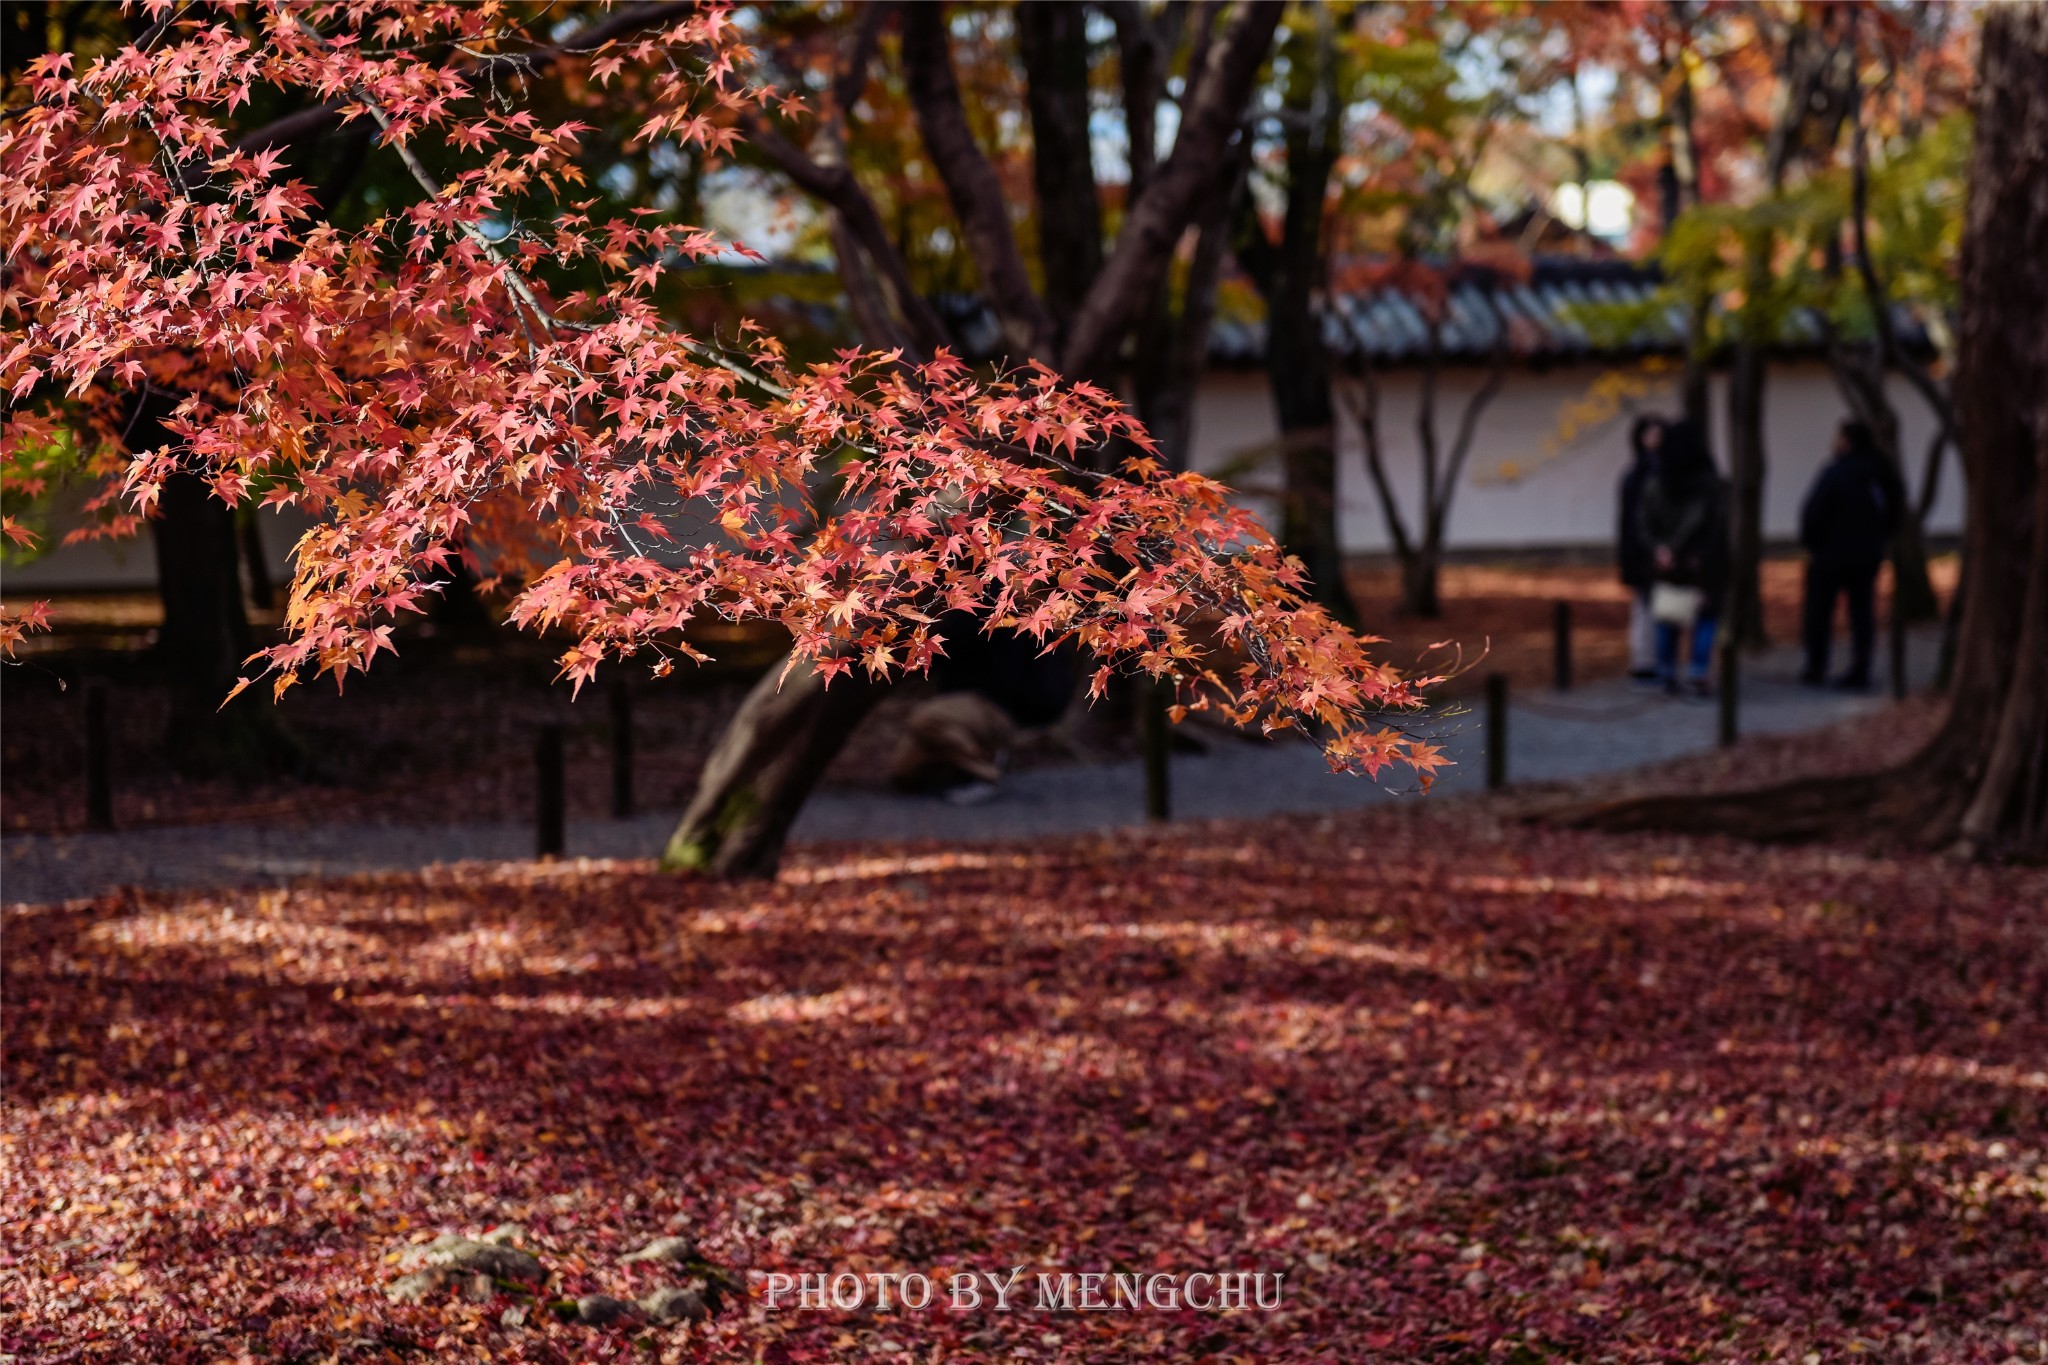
[5, 499, 311, 591]
[1188, 361, 1964, 555]
[6, 360, 1964, 590]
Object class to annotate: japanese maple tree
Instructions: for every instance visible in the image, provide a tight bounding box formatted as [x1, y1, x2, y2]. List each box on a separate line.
[1, 1, 1446, 849]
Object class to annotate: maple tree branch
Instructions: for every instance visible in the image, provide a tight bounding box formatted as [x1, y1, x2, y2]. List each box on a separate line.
[830, 1, 890, 118]
[232, 2, 695, 154]
[1103, 0, 1191, 204]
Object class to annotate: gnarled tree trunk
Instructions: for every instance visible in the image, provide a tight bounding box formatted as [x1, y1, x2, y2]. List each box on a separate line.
[1562, 4, 2048, 858]
[662, 656, 885, 879]
[663, 2, 1283, 878]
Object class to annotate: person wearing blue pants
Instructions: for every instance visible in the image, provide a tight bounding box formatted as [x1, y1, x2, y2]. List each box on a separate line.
[1635, 419, 1729, 698]
[1618, 415, 1667, 681]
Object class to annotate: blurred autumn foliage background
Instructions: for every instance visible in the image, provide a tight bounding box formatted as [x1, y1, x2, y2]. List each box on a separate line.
[5, 1, 2048, 1361]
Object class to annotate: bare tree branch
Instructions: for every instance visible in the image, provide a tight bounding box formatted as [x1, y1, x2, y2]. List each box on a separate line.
[901, 5, 1057, 360]
[1337, 355, 1416, 563]
[739, 114, 953, 356]
[1060, 0, 1284, 382]
[1435, 339, 1512, 533]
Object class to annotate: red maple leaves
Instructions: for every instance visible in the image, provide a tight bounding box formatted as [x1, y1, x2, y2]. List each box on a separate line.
[2, 1, 1439, 781]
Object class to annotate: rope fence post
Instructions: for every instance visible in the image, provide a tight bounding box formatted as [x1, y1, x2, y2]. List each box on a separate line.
[1889, 576, 1910, 700]
[609, 678, 634, 819]
[1485, 673, 1508, 791]
[535, 723, 565, 858]
[1143, 679, 1171, 822]
[1553, 600, 1573, 691]
[84, 682, 114, 832]
[1718, 633, 1739, 748]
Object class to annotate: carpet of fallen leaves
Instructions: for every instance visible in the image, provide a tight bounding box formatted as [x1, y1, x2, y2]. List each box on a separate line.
[6, 804, 2045, 1363]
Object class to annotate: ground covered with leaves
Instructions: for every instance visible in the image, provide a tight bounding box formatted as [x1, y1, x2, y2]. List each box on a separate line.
[6, 804, 2043, 1363]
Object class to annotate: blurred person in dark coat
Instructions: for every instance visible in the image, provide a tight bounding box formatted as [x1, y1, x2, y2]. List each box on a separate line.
[1635, 418, 1729, 697]
[1799, 420, 1903, 690]
[1618, 415, 1666, 681]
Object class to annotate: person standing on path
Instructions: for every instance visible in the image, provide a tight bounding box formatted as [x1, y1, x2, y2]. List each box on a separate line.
[1636, 418, 1729, 698]
[1618, 415, 1666, 681]
[1798, 420, 1903, 690]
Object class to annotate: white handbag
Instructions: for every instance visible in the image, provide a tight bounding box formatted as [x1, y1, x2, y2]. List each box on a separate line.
[1650, 582, 1706, 627]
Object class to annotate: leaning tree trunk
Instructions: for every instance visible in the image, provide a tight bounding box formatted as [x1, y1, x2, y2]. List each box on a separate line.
[1560, 4, 2048, 858]
[662, 655, 886, 879]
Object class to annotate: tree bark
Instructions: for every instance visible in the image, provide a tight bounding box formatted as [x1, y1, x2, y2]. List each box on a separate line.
[670, 3, 1281, 879]
[130, 391, 299, 779]
[1017, 1, 1103, 342]
[238, 505, 275, 611]
[1399, 549, 1442, 619]
[150, 473, 300, 778]
[1663, 3, 1712, 431]
[661, 656, 885, 879]
[1942, 2, 2048, 856]
[902, 5, 1058, 359]
[1265, 14, 1357, 626]
[1722, 16, 1834, 649]
[1559, 4, 2048, 858]
[1059, 0, 1284, 382]
[1840, 53, 1942, 622]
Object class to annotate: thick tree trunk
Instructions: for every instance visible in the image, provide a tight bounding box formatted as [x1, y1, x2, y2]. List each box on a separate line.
[1941, 3, 2048, 855]
[150, 472, 298, 778]
[1017, 1, 1102, 342]
[130, 386, 298, 780]
[1256, 12, 1357, 626]
[1399, 548, 1443, 619]
[1560, 5, 2048, 858]
[662, 655, 885, 879]
[238, 505, 275, 611]
[1663, 16, 1711, 431]
[427, 546, 497, 642]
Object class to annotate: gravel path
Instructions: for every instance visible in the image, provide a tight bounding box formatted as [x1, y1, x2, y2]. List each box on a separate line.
[3, 632, 1941, 904]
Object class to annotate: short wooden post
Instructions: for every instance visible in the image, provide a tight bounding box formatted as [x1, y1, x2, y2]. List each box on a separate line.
[84, 683, 114, 832]
[1485, 673, 1507, 791]
[535, 723, 565, 858]
[609, 679, 634, 819]
[1889, 584, 1910, 700]
[1552, 600, 1573, 692]
[1718, 633, 1740, 748]
[1143, 679, 1171, 822]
